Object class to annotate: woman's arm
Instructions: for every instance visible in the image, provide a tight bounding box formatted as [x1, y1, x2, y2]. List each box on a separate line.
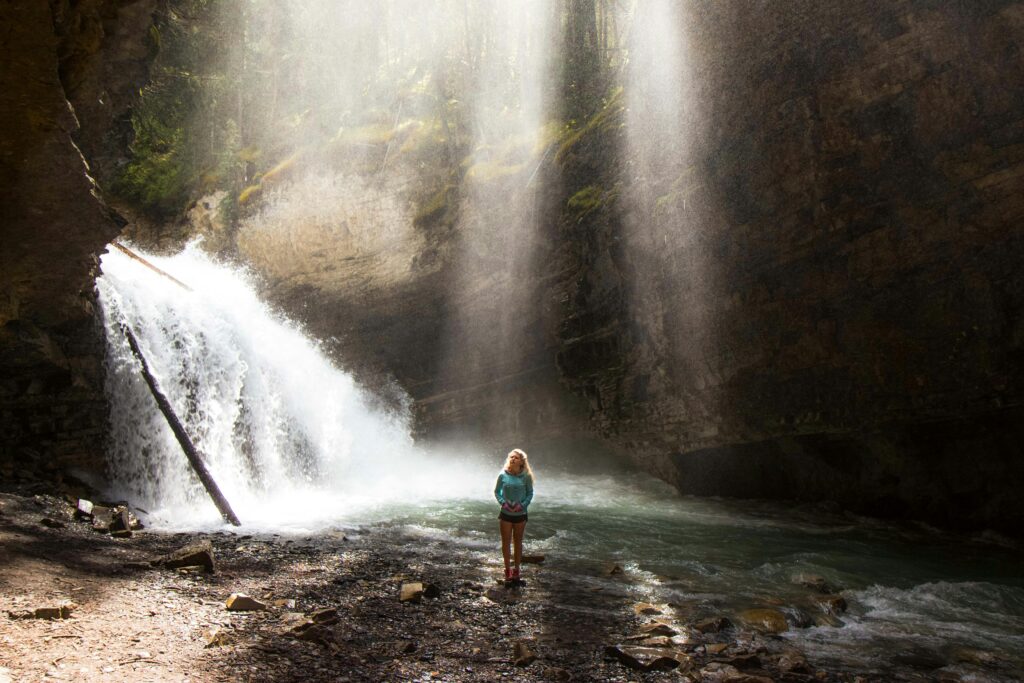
[494, 474, 505, 505]
[523, 475, 534, 508]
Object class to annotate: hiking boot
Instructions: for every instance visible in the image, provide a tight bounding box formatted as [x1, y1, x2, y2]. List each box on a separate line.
[504, 567, 513, 583]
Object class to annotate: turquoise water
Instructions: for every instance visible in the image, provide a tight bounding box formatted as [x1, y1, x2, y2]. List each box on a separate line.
[346, 468, 1024, 681]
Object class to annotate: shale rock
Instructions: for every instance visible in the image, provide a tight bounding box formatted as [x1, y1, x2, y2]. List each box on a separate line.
[633, 602, 662, 616]
[8, 603, 76, 620]
[815, 594, 847, 615]
[154, 540, 215, 572]
[694, 616, 732, 633]
[225, 593, 267, 611]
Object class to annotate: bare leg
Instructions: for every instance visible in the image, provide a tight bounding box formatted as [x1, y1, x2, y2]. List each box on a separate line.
[499, 520, 513, 572]
[512, 521, 526, 570]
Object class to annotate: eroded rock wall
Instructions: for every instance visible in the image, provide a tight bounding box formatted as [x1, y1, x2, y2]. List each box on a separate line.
[553, 0, 1024, 531]
[0, 0, 158, 477]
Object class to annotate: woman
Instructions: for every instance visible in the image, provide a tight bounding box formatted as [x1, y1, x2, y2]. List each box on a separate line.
[494, 448, 534, 585]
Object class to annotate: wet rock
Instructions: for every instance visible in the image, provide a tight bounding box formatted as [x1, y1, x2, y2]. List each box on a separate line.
[607, 563, 624, 576]
[815, 594, 847, 615]
[694, 616, 732, 633]
[715, 653, 762, 670]
[400, 582, 424, 603]
[812, 613, 844, 628]
[950, 647, 999, 666]
[605, 645, 690, 672]
[8, 603, 76, 620]
[272, 598, 297, 609]
[775, 651, 812, 674]
[154, 540, 215, 572]
[423, 582, 441, 598]
[639, 622, 678, 637]
[737, 609, 789, 634]
[521, 555, 545, 564]
[784, 606, 814, 628]
[705, 643, 730, 655]
[791, 574, 835, 594]
[225, 593, 267, 611]
[513, 641, 536, 667]
[75, 499, 93, 518]
[633, 602, 662, 616]
[39, 517, 65, 529]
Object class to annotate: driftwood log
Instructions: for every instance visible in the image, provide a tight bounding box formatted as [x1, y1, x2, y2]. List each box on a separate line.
[120, 321, 241, 526]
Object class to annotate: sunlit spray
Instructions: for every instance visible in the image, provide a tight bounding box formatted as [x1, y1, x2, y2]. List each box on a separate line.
[97, 242, 491, 530]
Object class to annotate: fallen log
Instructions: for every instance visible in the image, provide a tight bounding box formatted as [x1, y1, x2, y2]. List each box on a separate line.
[120, 321, 241, 526]
[111, 242, 193, 291]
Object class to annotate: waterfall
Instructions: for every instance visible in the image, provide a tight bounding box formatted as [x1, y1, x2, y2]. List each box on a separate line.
[96, 242, 467, 530]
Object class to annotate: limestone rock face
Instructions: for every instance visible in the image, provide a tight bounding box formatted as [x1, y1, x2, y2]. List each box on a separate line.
[551, 0, 1024, 533]
[0, 0, 159, 472]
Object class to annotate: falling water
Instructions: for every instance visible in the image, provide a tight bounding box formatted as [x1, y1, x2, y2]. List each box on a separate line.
[96, 242, 490, 530]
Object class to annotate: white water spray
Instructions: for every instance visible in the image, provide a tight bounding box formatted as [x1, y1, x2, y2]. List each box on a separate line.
[97, 242, 490, 531]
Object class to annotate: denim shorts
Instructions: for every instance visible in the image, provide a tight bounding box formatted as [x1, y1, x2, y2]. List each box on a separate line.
[499, 511, 528, 523]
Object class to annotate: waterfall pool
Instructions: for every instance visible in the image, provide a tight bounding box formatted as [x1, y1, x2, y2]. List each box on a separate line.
[95, 244, 1024, 680]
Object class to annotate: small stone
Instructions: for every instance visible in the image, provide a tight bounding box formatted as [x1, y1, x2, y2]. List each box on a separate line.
[400, 582, 424, 603]
[40, 517, 65, 529]
[737, 608, 789, 634]
[633, 602, 662, 616]
[205, 627, 232, 648]
[521, 555, 545, 564]
[545, 667, 571, 681]
[225, 593, 267, 611]
[605, 645, 688, 672]
[705, 643, 729, 655]
[513, 641, 536, 667]
[309, 607, 338, 625]
[272, 598, 296, 609]
[607, 563, 625, 575]
[693, 616, 732, 633]
[75, 499, 94, 518]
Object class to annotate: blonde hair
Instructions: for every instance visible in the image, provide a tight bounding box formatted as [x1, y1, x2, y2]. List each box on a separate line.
[504, 448, 534, 481]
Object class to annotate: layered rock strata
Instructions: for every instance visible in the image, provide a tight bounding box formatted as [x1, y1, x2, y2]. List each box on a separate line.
[0, 0, 158, 474]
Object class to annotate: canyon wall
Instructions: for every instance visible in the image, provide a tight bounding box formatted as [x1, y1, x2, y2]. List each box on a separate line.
[553, 0, 1024, 532]
[0, 0, 158, 479]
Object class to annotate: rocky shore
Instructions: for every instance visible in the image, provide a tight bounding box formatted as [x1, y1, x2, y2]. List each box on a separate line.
[0, 489, 942, 682]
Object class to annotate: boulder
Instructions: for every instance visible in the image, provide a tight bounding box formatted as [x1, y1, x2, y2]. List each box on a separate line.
[154, 540, 215, 572]
[607, 563, 624, 575]
[737, 609, 789, 634]
[39, 517, 65, 529]
[521, 555, 545, 564]
[109, 508, 131, 533]
[400, 583, 424, 603]
[225, 593, 267, 611]
[90, 505, 113, 532]
[513, 641, 537, 667]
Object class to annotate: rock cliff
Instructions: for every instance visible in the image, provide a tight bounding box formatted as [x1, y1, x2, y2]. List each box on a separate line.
[0, 0, 158, 476]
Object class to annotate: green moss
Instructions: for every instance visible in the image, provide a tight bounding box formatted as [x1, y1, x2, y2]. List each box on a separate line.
[567, 184, 616, 222]
[554, 87, 624, 166]
[414, 184, 456, 229]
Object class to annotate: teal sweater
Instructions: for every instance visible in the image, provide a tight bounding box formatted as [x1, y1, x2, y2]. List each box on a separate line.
[494, 470, 534, 517]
